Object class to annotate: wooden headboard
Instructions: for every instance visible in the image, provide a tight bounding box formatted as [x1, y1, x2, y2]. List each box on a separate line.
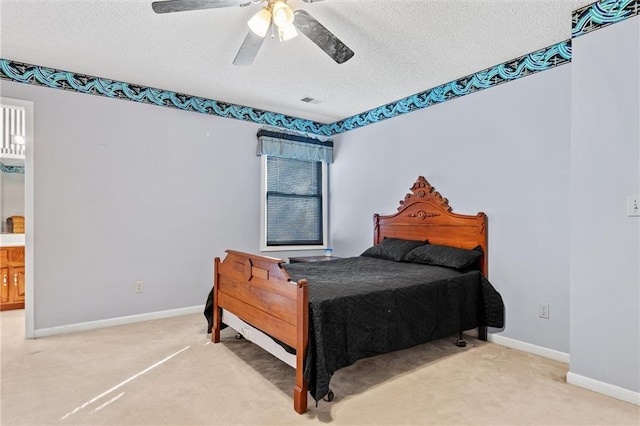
[374, 176, 488, 276]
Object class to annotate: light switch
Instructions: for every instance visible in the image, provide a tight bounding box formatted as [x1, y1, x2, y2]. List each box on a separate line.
[628, 196, 640, 217]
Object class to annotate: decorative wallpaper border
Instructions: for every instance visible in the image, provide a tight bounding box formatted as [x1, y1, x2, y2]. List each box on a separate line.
[1, 0, 636, 137]
[0, 59, 332, 136]
[572, 0, 639, 38]
[0, 162, 25, 174]
[328, 40, 572, 134]
[0, 39, 571, 137]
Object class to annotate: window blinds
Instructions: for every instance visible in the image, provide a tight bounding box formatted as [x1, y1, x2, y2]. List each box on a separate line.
[257, 129, 331, 247]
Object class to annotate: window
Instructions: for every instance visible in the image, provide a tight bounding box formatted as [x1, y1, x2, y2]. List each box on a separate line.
[262, 156, 327, 249]
[257, 129, 332, 251]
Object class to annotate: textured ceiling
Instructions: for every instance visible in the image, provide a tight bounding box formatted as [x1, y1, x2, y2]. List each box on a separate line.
[0, 0, 594, 124]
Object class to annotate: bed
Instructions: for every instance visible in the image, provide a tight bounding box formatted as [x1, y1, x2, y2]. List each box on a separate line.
[211, 176, 504, 414]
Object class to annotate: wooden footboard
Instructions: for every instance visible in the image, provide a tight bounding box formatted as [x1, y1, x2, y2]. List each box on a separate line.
[212, 250, 309, 414]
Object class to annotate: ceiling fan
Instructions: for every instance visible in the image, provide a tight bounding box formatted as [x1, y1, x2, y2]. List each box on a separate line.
[151, 0, 355, 66]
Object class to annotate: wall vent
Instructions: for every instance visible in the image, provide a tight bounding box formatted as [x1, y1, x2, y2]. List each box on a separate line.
[300, 97, 321, 104]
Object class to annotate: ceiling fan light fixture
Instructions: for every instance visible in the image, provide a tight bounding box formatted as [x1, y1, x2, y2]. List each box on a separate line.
[271, 1, 294, 28]
[278, 24, 298, 41]
[248, 7, 272, 37]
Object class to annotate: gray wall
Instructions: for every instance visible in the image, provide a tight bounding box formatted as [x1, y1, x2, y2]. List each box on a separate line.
[2, 81, 267, 329]
[329, 65, 572, 353]
[570, 17, 640, 393]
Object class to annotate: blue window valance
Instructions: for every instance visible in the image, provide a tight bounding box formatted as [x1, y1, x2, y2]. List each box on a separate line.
[256, 129, 333, 164]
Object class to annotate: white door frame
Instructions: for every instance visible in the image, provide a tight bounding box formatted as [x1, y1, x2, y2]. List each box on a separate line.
[1, 97, 35, 338]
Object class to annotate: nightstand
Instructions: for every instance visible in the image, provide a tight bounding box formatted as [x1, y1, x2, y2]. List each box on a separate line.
[288, 256, 342, 264]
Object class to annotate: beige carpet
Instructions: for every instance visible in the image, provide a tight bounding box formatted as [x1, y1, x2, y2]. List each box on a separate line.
[1, 310, 638, 425]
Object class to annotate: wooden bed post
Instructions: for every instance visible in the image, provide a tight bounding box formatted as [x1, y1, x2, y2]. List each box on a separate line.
[212, 257, 221, 344]
[293, 279, 309, 414]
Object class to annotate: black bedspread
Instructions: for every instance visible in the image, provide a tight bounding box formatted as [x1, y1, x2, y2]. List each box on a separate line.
[283, 256, 504, 402]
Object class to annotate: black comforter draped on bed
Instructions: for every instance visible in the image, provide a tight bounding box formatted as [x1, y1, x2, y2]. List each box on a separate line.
[283, 256, 504, 402]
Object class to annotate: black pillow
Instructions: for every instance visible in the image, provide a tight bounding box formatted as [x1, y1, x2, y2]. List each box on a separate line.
[361, 237, 428, 262]
[403, 244, 483, 270]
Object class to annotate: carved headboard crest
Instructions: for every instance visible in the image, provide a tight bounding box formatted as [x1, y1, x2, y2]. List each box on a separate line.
[398, 176, 452, 212]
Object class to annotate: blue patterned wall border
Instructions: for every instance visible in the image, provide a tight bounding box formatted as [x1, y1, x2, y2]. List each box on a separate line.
[0, 59, 334, 137]
[0, 162, 25, 174]
[0, 42, 571, 137]
[0, 41, 575, 137]
[327, 40, 572, 134]
[1, 2, 636, 137]
[573, 0, 639, 38]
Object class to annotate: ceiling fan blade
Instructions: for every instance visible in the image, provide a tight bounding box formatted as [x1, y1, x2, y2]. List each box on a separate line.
[152, 0, 252, 14]
[233, 27, 268, 66]
[293, 10, 354, 64]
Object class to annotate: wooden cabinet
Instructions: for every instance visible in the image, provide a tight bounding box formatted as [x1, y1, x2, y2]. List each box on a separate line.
[0, 246, 25, 310]
[1, 266, 9, 304]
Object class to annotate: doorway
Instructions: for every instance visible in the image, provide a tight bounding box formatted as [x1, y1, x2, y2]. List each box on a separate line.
[0, 97, 34, 338]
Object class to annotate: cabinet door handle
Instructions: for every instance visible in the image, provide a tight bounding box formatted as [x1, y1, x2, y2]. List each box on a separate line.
[2, 275, 6, 286]
[14, 273, 18, 285]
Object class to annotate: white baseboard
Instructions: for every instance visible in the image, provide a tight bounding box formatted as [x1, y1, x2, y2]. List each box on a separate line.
[567, 372, 640, 406]
[488, 333, 570, 363]
[32, 305, 203, 338]
[488, 334, 639, 405]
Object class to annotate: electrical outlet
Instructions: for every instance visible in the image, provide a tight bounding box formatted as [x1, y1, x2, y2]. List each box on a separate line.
[538, 304, 549, 319]
[135, 280, 144, 293]
[628, 196, 640, 217]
